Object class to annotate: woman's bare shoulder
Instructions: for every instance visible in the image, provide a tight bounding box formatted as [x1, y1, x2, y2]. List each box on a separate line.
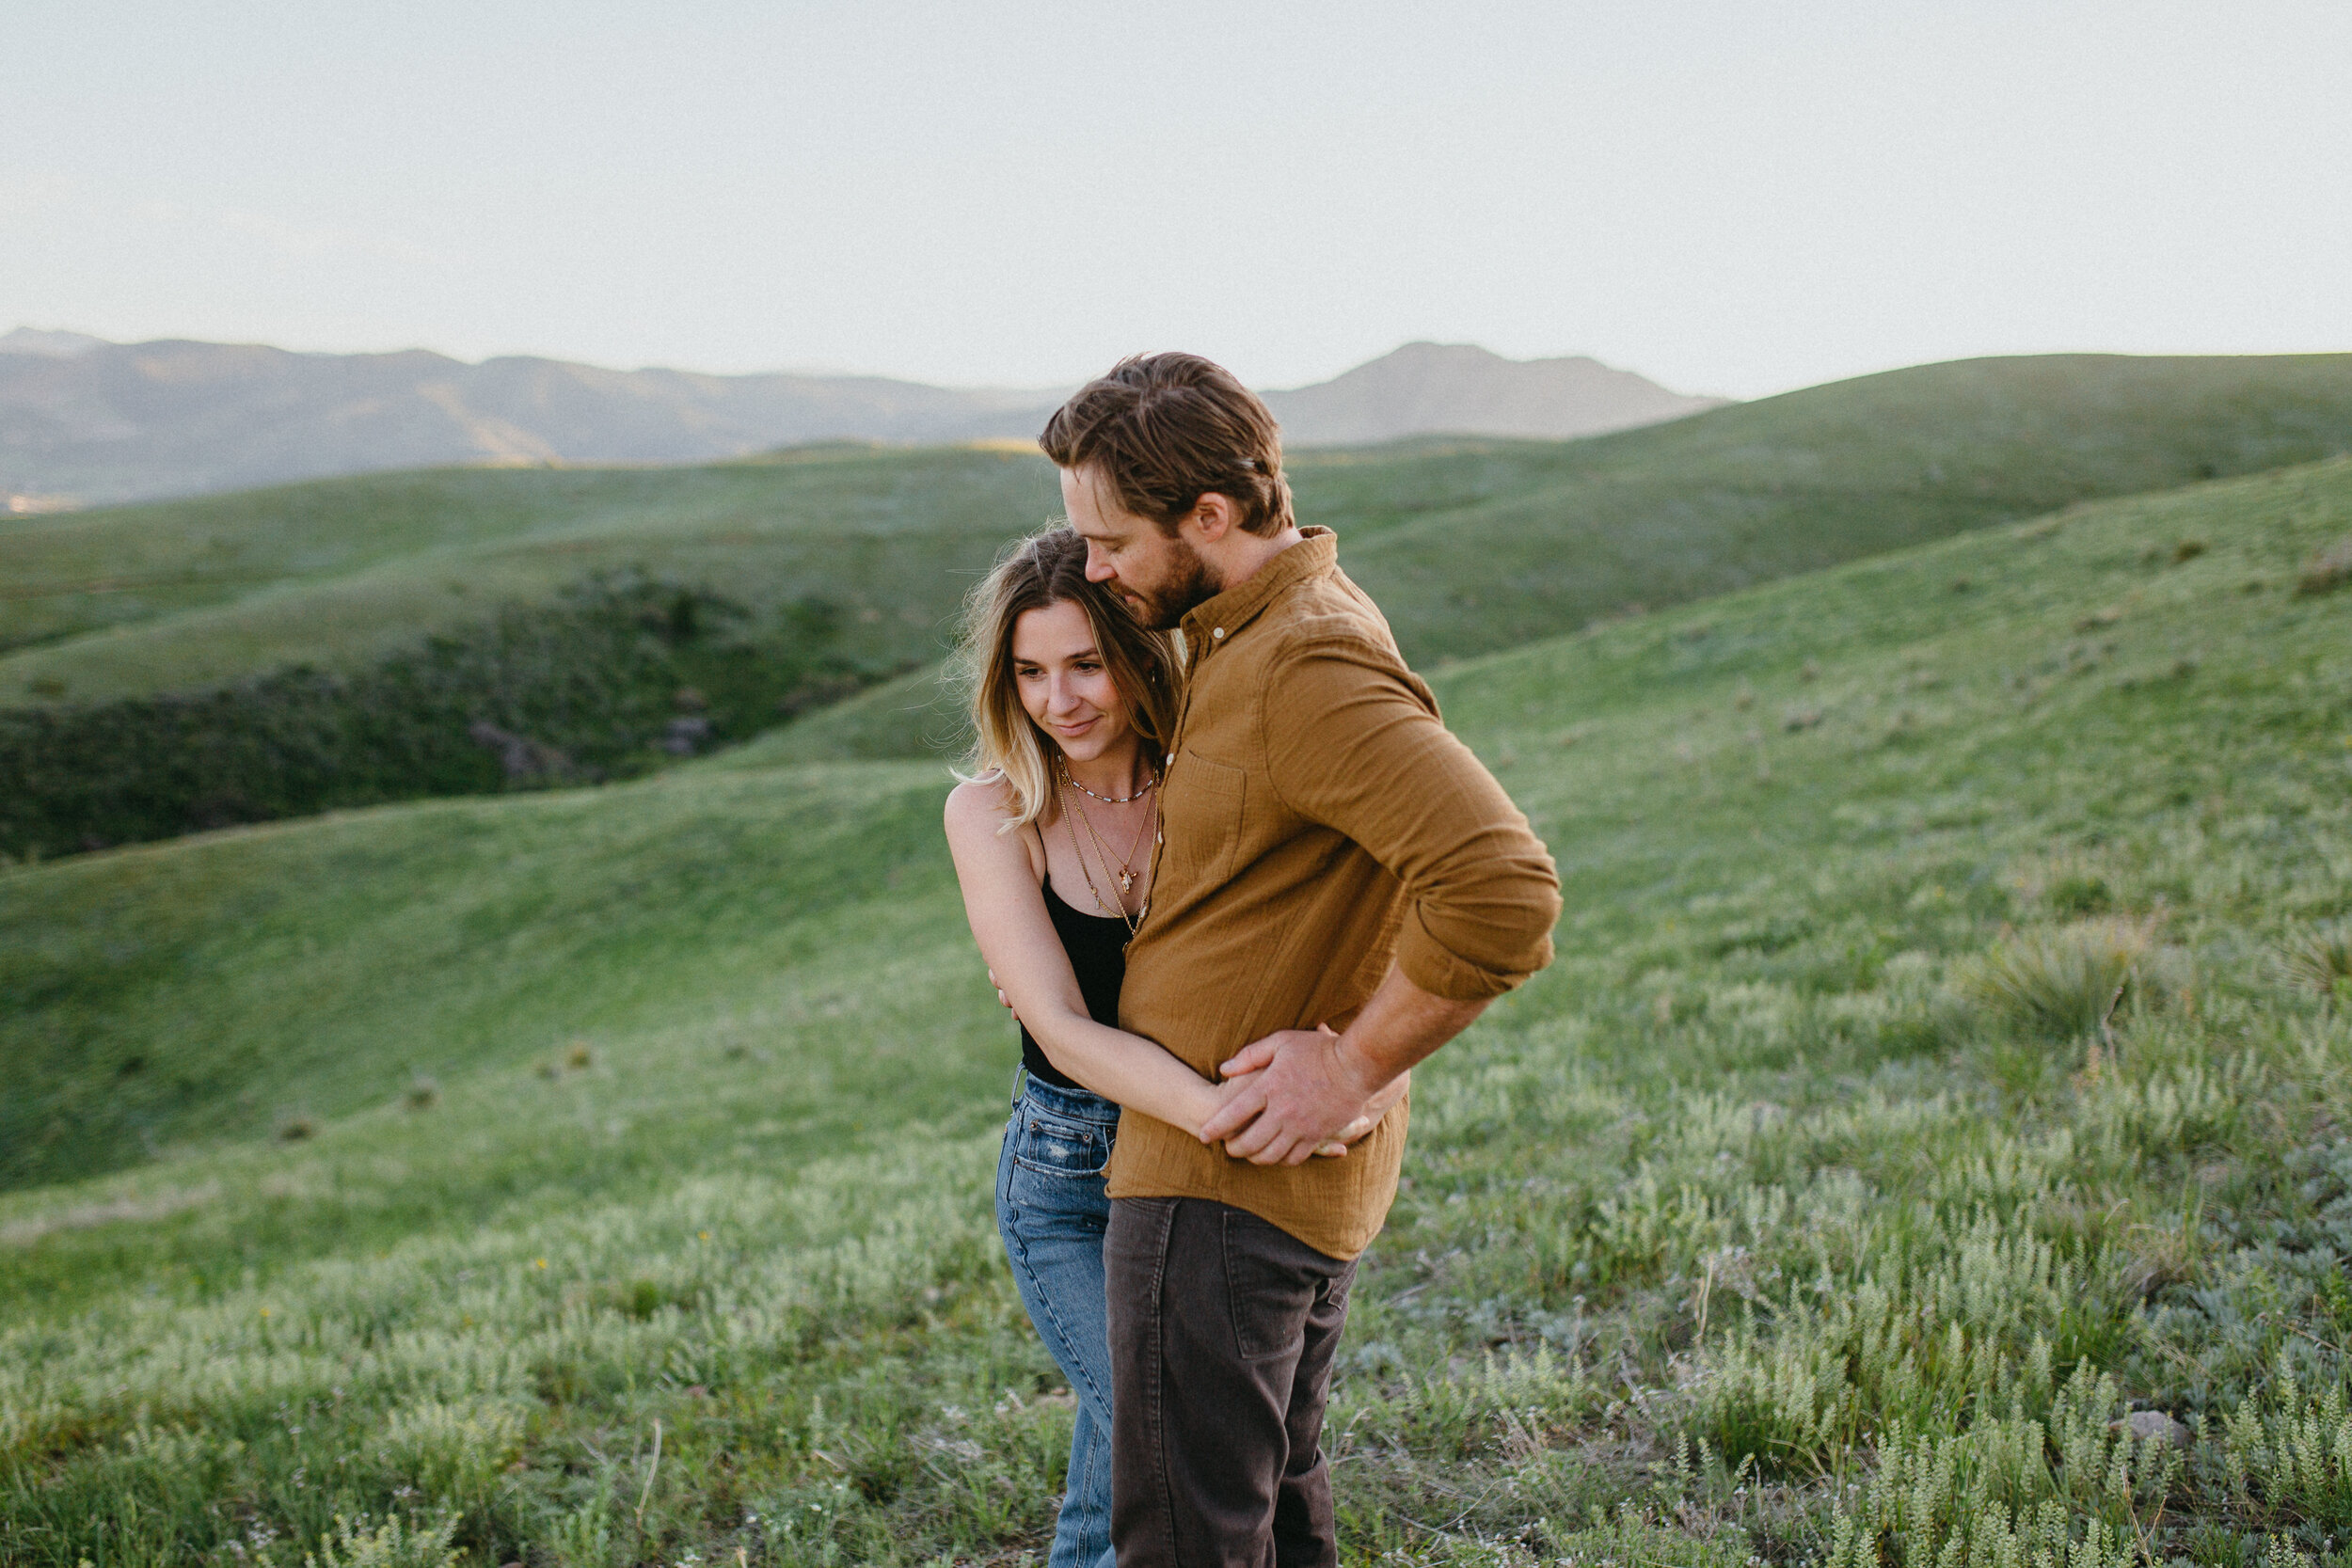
[944, 773, 1020, 838]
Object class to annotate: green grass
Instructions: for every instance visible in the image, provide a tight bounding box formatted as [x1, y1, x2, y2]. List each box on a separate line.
[8, 354, 2350, 708]
[3, 456, 2352, 1564]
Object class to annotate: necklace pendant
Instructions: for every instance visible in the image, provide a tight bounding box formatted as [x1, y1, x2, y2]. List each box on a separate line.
[1118, 871, 1134, 891]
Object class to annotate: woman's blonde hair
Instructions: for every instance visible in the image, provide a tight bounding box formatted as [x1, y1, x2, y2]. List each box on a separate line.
[953, 527, 1181, 832]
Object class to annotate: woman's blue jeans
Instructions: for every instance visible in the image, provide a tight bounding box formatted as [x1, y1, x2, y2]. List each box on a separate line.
[995, 1070, 1120, 1568]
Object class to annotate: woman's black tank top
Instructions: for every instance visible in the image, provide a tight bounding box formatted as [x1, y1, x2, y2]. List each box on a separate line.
[1022, 877, 1128, 1091]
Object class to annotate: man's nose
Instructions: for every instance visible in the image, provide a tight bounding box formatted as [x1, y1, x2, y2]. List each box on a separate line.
[1084, 546, 1114, 583]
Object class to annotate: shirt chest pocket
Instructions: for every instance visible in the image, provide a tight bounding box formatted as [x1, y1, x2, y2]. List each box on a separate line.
[1158, 754, 1246, 893]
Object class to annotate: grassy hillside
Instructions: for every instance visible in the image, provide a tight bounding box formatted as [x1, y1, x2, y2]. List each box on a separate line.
[1337, 352, 2352, 660]
[0, 448, 1059, 704]
[8, 354, 2350, 712]
[3, 455, 2349, 1563]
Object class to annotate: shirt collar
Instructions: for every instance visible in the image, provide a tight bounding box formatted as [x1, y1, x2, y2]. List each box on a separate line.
[1180, 527, 1337, 656]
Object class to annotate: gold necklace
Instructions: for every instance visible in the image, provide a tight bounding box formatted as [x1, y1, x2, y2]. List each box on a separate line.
[1063, 793, 1144, 942]
[1059, 760, 1155, 893]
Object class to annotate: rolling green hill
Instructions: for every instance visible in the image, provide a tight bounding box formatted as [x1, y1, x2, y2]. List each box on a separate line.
[3, 453, 2348, 1563]
[1335, 351, 2352, 660]
[8, 353, 2350, 712]
[0, 447, 1061, 704]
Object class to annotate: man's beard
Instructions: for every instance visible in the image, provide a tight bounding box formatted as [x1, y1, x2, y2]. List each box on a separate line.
[1122, 537, 1220, 631]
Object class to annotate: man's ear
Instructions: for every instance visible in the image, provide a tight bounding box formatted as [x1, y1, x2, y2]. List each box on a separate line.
[1186, 491, 1241, 544]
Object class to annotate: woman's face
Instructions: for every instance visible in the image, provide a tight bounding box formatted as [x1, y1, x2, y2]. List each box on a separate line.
[1010, 598, 1132, 763]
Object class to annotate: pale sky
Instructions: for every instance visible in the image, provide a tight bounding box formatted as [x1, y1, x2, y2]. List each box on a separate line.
[6, 1, 2347, 399]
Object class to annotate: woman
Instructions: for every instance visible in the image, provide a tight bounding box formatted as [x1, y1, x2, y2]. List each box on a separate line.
[942, 528, 1358, 1568]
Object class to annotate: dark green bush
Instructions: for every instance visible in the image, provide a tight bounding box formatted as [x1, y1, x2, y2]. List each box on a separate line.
[0, 574, 882, 860]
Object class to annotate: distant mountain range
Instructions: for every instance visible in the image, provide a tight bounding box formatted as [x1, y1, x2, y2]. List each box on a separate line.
[0, 329, 1723, 506]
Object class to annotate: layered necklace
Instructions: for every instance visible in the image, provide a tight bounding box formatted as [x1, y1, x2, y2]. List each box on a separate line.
[1058, 757, 1157, 941]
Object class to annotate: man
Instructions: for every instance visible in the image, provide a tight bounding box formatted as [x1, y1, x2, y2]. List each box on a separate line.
[1041, 353, 1561, 1567]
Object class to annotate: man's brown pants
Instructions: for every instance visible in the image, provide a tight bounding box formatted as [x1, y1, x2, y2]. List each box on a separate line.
[1104, 1196, 1358, 1568]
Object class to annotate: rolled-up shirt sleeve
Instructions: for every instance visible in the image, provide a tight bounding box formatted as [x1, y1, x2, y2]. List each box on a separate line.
[1259, 628, 1561, 1000]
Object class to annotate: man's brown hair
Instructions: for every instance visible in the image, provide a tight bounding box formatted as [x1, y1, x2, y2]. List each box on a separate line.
[1039, 352, 1294, 537]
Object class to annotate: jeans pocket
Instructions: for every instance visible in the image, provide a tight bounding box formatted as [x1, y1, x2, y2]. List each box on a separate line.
[1223, 1210, 1320, 1361]
[1011, 1109, 1111, 1179]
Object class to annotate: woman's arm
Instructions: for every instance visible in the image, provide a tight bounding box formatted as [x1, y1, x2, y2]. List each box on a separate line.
[946, 784, 1229, 1138]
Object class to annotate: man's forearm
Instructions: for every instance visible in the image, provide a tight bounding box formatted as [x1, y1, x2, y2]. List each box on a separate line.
[1332, 963, 1488, 1098]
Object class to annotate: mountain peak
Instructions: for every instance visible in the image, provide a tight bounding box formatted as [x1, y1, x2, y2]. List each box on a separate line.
[1262, 342, 1722, 447]
[2, 327, 109, 359]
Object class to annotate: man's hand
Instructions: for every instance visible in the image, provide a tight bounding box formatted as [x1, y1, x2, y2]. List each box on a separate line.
[1199, 1026, 1386, 1166]
[988, 967, 1017, 1019]
[1200, 965, 1487, 1166]
[1207, 1045, 1355, 1158]
[1218, 1025, 1402, 1146]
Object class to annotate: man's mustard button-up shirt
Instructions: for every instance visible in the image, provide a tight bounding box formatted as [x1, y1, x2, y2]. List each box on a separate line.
[1111, 528, 1561, 1259]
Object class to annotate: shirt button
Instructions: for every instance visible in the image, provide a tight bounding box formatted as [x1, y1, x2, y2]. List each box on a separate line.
[1211, 626, 1226, 640]
[1165, 752, 1175, 765]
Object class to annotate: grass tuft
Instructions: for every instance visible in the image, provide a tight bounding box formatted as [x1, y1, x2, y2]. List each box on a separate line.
[2277, 923, 2352, 997]
[1957, 916, 2158, 1039]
